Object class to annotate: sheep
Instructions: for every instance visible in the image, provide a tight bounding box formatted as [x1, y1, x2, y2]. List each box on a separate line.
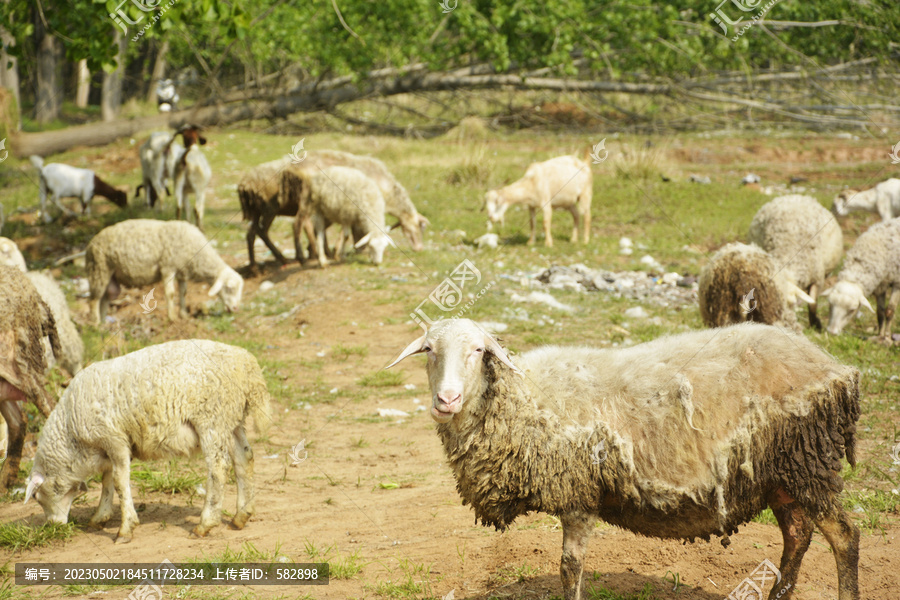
[484, 155, 592, 247]
[388, 318, 861, 600]
[820, 218, 900, 340]
[698, 242, 814, 332]
[30, 156, 128, 223]
[136, 131, 185, 208]
[288, 165, 395, 267]
[833, 178, 900, 220]
[0, 266, 59, 493]
[24, 339, 270, 543]
[0, 238, 84, 375]
[748, 194, 843, 330]
[86, 219, 243, 324]
[172, 125, 211, 231]
[237, 155, 297, 271]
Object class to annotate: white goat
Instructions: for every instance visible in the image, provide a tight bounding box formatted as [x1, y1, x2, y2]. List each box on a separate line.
[173, 126, 211, 231]
[30, 156, 128, 222]
[484, 155, 592, 247]
[833, 178, 900, 220]
[137, 131, 185, 208]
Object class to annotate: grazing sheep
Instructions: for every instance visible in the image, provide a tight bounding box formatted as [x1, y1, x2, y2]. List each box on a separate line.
[30, 156, 128, 222]
[137, 131, 185, 208]
[821, 218, 900, 339]
[484, 155, 592, 247]
[0, 266, 59, 493]
[0, 238, 84, 375]
[25, 340, 270, 543]
[288, 165, 394, 267]
[238, 156, 298, 271]
[833, 178, 900, 220]
[388, 319, 861, 600]
[173, 125, 211, 231]
[86, 219, 243, 323]
[698, 242, 813, 331]
[748, 194, 843, 330]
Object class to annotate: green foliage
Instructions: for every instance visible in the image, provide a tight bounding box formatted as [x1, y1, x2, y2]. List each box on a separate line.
[0, 522, 77, 551]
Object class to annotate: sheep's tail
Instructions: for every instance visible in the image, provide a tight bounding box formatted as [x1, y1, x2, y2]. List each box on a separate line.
[237, 183, 253, 222]
[246, 371, 272, 435]
[836, 368, 861, 466]
[29, 155, 44, 170]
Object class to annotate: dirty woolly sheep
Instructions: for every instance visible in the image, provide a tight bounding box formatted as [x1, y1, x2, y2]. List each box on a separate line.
[698, 242, 814, 332]
[748, 194, 843, 330]
[25, 340, 270, 543]
[0, 266, 60, 493]
[86, 219, 243, 323]
[389, 318, 861, 600]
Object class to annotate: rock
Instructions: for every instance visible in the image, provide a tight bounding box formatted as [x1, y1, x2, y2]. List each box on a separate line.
[742, 173, 761, 185]
[624, 306, 648, 319]
[510, 291, 574, 312]
[258, 281, 275, 293]
[619, 247, 633, 255]
[377, 408, 410, 418]
[661, 272, 680, 285]
[689, 174, 711, 184]
[619, 237, 633, 248]
[478, 321, 509, 333]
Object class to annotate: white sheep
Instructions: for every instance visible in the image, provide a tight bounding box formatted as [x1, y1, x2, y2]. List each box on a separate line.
[173, 126, 211, 231]
[290, 165, 395, 267]
[833, 178, 900, 220]
[748, 194, 843, 330]
[0, 237, 83, 375]
[389, 318, 861, 600]
[821, 218, 900, 339]
[484, 155, 592, 247]
[30, 156, 128, 222]
[86, 219, 243, 323]
[137, 131, 185, 208]
[24, 340, 270, 543]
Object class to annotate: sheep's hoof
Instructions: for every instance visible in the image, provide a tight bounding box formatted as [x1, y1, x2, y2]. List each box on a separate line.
[230, 513, 250, 530]
[88, 519, 108, 529]
[114, 534, 133, 544]
[190, 525, 210, 538]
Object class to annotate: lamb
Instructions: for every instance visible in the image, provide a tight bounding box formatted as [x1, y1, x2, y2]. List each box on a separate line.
[484, 155, 592, 247]
[0, 266, 59, 493]
[288, 165, 394, 267]
[698, 242, 814, 332]
[0, 238, 84, 375]
[172, 125, 212, 231]
[30, 155, 128, 222]
[136, 131, 185, 208]
[388, 318, 861, 600]
[820, 218, 900, 339]
[833, 178, 900, 220]
[24, 340, 270, 543]
[86, 219, 243, 323]
[748, 194, 843, 330]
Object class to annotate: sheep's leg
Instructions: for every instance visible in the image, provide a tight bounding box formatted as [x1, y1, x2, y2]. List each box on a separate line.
[568, 207, 580, 243]
[178, 278, 188, 319]
[193, 188, 205, 232]
[875, 293, 887, 337]
[0, 398, 23, 492]
[107, 446, 139, 543]
[806, 283, 822, 330]
[96, 278, 118, 324]
[89, 468, 116, 527]
[882, 287, 900, 341]
[813, 503, 860, 600]
[291, 214, 308, 266]
[39, 181, 53, 223]
[527, 208, 537, 246]
[560, 513, 596, 600]
[316, 226, 329, 268]
[52, 192, 76, 218]
[81, 191, 92, 216]
[229, 425, 255, 530]
[194, 437, 229, 537]
[769, 495, 814, 600]
[174, 175, 185, 221]
[581, 198, 591, 243]
[162, 272, 179, 321]
[542, 204, 554, 247]
[256, 212, 288, 265]
[246, 217, 260, 271]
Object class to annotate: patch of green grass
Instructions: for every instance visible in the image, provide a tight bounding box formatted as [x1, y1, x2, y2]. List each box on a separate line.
[586, 582, 658, 600]
[302, 541, 364, 580]
[0, 522, 77, 551]
[752, 508, 777, 525]
[369, 558, 434, 598]
[132, 461, 203, 494]
[844, 489, 900, 534]
[186, 542, 281, 564]
[332, 344, 369, 361]
[358, 370, 404, 388]
[496, 563, 539, 583]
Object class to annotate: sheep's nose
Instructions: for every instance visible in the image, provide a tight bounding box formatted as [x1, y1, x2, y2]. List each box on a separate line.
[437, 391, 461, 406]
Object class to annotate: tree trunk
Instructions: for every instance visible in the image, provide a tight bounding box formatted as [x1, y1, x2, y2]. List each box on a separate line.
[0, 24, 20, 131]
[101, 30, 127, 121]
[146, 38, 170, 104]
[34, 14, 62, 124]
[75, 59, 90, 108]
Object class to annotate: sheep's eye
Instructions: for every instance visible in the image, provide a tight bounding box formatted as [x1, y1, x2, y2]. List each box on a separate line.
[423, 345, 432, 353]
[474, 347, 484, 354]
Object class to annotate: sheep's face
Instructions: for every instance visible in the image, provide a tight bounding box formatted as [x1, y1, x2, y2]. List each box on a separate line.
[0, 238, 27, 272]
[398, 214, 424, 251]
[832, 194, 850, 216]
[25, 469, 82, 525]
[355, 232, 395, 265]
[821, 281, 873, 335]
[484, 190, 506, 225]
[386, 319, 520, 424]
[210, 269, 243, 312]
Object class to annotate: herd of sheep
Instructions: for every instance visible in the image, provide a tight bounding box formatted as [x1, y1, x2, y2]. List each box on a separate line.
[1, 128, 896, 600]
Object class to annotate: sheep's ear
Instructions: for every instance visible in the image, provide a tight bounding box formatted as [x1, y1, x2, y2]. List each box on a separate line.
[387, 235, 397, 248]
[209, 271, 227, 296]
[355, 232, 372, 249]
[788, 283, 815, 305]
[417, 214, 430, 229]
[859, 295, 875, 313]
[386, 334, 427, 369]
[389, 222, 401, 231]
[24, 473, 43, 504]
[483, 333, 522, 375]
[199, 136, 207, 145]
[819, 286, 832, 298]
